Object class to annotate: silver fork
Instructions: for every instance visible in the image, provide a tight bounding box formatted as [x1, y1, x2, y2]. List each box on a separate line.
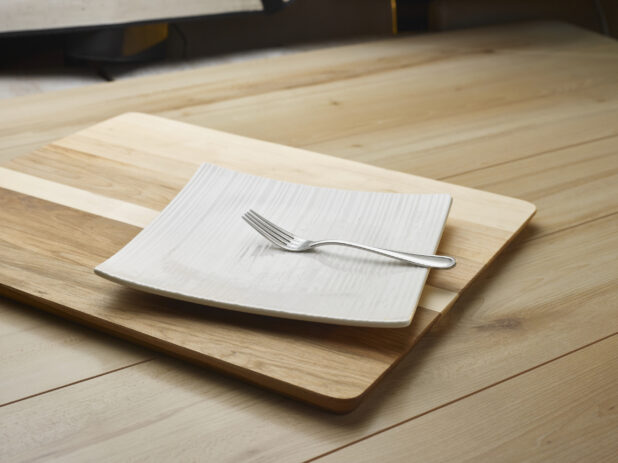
[242, 209, 456, 269]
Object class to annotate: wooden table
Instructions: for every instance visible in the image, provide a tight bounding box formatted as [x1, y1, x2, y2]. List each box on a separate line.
[1, 21, 616, 461]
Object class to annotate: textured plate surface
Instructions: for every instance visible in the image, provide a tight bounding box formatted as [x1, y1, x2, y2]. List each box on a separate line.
[95, 163, 452, 327]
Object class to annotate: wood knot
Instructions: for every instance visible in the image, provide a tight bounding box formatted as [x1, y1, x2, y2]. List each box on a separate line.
[476, 317, 522, 331]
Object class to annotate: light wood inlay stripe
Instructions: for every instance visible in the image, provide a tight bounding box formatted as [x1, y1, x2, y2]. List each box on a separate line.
[0, 167, 158, 228]
[418, 285, 458, 313]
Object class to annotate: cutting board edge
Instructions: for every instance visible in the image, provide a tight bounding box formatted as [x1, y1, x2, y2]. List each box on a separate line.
[0, 282, 444, 413]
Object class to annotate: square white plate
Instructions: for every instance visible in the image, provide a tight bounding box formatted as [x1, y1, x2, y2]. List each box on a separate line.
[95, 163, 452, 327]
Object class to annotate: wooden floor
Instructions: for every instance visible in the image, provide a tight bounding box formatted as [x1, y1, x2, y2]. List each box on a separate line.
[0, 21, 616, 461]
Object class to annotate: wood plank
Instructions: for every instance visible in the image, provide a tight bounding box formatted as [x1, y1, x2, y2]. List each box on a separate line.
[163, 60, 618, 168]
[444, 135, 618, 238]
[3, 31, 613, 214]
[0, 188, 141, 267]
[6, 145, 187, 210]
[316, 336, 618, 463]
[0, 297, 149, 406]
[0, 214, 614, 461]
[303, 86, 618, 179]
[0, 168, 158, 228]
[1, 22, 615, 165]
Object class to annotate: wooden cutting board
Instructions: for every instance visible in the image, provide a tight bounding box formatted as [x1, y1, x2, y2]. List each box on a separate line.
[0, 113, 535, 412]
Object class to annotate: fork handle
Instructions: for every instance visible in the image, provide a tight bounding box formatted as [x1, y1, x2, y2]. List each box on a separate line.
[312, 240, 456, 269]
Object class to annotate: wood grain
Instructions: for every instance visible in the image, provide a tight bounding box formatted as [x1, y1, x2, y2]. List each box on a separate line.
[445, 135, 618, 238]
[316, 335, 618, 463]
[0, 113, 533, 411]
[0, 20, 615, 460]
[1, 22, 615, 165]
[0, 215, 615, 461]
[0, 297, 149, 406]
[0, 167, 158, 228]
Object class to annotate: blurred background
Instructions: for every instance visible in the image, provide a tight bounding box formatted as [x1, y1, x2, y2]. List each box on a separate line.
[1, 0, 616, 99]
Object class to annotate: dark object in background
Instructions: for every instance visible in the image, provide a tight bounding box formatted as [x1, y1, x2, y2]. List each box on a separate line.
[1, 0, 393, 66]
[2, 0, 614, 73]
[0, 0, 292, 65]
[165, 0, 393, 59]
[425, 0, 616, 36]
[65, 0, 393, 63]
[65, 24, 169, 63]
[62, 0, 293, 63]
[397, 0, 431, 32]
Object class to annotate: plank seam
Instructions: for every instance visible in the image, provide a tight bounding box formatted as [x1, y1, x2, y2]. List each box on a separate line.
[524, 211, 617, 244]
[304, 332, 618, 463]
[438, 132, 618, 183]
[299, 86, 618, 150]
[0, 358, 154, 409]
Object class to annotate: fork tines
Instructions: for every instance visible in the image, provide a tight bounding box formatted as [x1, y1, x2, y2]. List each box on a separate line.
[242, 210, 293, 248]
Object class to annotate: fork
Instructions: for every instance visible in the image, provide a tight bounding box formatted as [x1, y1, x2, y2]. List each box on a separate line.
[242, 209, 456, 269]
